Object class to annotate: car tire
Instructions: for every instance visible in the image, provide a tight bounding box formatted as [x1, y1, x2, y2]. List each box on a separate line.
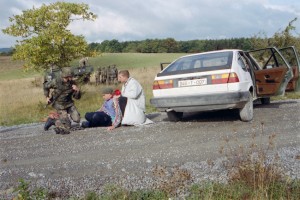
[239, 92, 253, 122]
[167, 111, 183, 122]
[261, 97, 270, 105]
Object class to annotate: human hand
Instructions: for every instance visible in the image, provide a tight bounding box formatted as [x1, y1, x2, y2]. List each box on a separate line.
[46, 97, 51, 104]
[107, 126, 115, 131]
[72, 85, 79, 92]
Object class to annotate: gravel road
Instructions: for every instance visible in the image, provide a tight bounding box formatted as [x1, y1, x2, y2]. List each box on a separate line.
[0, 99, 300, 198]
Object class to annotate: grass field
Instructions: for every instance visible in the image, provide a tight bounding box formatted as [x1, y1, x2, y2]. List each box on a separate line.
[0, 53, 187, 126]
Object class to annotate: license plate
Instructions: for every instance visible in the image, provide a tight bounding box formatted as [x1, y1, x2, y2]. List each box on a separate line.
[178, 78, 207, 87]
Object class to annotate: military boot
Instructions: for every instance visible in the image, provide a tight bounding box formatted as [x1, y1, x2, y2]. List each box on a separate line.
[54, 127, 70, 135]
[44, 117, 56, 131]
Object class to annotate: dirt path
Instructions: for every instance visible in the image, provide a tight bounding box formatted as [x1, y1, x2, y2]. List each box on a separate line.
[1, 99, 300, 198]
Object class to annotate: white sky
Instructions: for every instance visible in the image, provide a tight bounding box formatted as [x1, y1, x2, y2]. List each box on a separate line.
[1, 0, 300, 48]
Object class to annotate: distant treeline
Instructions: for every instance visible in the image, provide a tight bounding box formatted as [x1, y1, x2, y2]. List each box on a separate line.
[88, 37, 254, 53]
[0, 37, 258, 56]
[0, 48, 14, 56]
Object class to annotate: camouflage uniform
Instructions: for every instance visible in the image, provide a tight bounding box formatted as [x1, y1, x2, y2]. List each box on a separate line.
[100, 66, 107, 84]
[107, 65, 116, 84]
[43, 67, 81, 134]
[95, 67, 101, 85]
[79, 57, 88, 67]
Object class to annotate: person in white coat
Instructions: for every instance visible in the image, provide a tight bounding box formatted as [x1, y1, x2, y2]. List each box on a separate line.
[118, 70, 152, 125]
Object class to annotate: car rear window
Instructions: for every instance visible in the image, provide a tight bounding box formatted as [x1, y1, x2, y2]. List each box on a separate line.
[158, 51, 233, 76]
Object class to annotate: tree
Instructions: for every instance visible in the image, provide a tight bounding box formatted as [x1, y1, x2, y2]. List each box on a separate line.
[250, 18, 299, 50]
[2, 2, 97, 71]
[270, 17, 299, 48]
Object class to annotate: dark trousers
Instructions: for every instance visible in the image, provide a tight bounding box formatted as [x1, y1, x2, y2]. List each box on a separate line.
[119, 96, 127, 116]
[85, 112, 112, 127]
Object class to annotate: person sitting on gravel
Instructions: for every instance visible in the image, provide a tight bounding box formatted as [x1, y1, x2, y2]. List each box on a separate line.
[81, 87, 122, 131]
[117, 70, 153, 125]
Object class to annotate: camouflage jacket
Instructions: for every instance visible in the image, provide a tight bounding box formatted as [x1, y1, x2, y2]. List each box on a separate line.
[43, 77, 81, 110]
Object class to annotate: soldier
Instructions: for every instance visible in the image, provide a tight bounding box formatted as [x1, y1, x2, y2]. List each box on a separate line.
[43, 67, 81, 134]
[95, 67, 101, 85]
[100, 66, 107, 84]
[112, 65, 118, 84]
[79, 57, 88, 67]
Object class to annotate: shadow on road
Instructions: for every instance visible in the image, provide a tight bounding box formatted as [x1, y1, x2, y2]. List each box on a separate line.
[154, 100, 299, 123]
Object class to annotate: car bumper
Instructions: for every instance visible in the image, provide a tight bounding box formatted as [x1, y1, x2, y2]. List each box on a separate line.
[150, 91, 250, 112]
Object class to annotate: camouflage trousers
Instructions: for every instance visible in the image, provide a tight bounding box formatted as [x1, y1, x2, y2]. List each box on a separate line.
[55, 105, 80, 130]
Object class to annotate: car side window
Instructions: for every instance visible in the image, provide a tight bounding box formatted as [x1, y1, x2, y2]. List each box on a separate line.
[237, 54, 248, 71]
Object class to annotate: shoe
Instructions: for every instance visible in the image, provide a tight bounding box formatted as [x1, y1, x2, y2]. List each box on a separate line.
[54, 127, 70, 135]
[54, 127, 60, 134]
[60, 127, 70, 135]
[44, 117, 56, 131]
[81, 121, 90, 128]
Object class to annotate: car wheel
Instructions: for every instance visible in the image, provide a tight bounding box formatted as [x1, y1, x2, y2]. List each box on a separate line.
[261, 97, 270, 105]
[239, 92, 253, 122]
[167, 110, 183, 122]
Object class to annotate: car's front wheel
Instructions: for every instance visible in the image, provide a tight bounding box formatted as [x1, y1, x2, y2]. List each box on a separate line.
[239, 92, 253, 122]
[167, 110, 183, 122]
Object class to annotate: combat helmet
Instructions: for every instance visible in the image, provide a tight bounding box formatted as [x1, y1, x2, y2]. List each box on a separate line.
[61, 67, 73, 78]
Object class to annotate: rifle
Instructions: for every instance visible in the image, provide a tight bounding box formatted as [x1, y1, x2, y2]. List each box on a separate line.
[44, 86, 65, 109]
[44, 83, 81, 109]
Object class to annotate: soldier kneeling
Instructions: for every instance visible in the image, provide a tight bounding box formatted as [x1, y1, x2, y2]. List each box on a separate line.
[43, 67, 81, 134]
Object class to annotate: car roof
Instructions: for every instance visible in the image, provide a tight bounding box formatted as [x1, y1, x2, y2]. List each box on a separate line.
[181, 49, 242, 58]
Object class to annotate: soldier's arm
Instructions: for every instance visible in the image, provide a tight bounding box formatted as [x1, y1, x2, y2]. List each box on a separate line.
[43, 79, 57, 103]
[43, 79, 55, 97]
[72, 83, 81, 99]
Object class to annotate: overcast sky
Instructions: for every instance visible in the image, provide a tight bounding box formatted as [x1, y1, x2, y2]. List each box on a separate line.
[1, 0, 300, 48]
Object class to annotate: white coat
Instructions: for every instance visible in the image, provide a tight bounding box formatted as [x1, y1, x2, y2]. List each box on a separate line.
[121, 77, 147, 125]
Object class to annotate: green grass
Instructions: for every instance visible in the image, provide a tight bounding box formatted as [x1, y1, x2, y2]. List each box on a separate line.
[272, 91, 300, 100]
[0, 68, 40, 81]
[11, 179, 300, 200]
[0, 53, 187, 81]
[71, 53, 187, 70]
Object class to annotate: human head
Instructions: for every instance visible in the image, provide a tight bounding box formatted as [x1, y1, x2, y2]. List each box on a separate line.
[101, 87, 114, 100]
[118, 70, 130, 83]
[61, 67, 73, 81]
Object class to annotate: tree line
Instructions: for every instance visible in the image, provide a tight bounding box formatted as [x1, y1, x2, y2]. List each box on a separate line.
[1, 37, 253, 56]
[88, 37, 253, 53]
[89, 17, 299, 54]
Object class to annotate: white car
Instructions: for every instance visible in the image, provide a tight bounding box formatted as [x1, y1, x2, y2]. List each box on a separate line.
[150, 46, 299, 122]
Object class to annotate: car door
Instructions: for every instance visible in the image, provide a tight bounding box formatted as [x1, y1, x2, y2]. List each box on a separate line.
[278, 46, 300, 92]
[246, 47, 293, 97]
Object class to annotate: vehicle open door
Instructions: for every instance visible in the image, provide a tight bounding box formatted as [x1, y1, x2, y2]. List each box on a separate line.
[247, 47, 293, 97]
[278, 46, 300, 92]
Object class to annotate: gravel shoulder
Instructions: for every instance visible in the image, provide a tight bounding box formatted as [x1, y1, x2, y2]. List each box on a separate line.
[1, 99, 300, 198]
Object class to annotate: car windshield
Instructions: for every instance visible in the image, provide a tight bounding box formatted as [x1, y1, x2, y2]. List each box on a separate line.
[159, 51, 233, 76]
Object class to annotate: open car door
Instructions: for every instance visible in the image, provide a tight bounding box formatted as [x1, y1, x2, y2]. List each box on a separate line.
[278, 46, 300, 92]
[246, 47, 293, 97]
